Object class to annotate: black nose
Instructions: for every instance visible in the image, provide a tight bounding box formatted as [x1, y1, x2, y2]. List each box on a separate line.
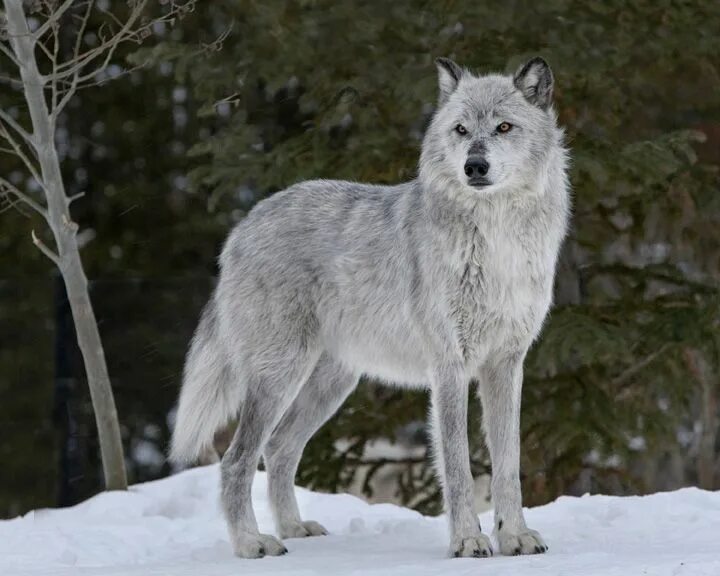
[464, 156, 490, 178]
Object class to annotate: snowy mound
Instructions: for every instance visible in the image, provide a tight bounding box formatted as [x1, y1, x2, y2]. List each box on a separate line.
[1, 465, 719, 576]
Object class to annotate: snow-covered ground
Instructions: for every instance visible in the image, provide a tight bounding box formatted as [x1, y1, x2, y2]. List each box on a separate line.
[1, 465, 719, 576]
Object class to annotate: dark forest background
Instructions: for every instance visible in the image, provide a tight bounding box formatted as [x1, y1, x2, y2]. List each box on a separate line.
[1, 0, 719, 518]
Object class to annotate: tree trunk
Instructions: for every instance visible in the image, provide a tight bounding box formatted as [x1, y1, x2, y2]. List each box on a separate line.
[5, 0, 127, 490]
[683, 347, 718, 490]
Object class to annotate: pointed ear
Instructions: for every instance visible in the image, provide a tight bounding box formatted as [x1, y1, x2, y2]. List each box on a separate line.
[435, 57, 463, 105]
[513, 57, 554, 110]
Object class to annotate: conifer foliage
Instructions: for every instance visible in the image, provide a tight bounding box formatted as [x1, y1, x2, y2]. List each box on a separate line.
[144, 0, 719, 509]
[1, 0, 718, 515]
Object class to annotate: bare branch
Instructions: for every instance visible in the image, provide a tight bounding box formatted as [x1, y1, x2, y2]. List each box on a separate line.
[0, 120, 43, 186]
[32, 0, 76, 41]
[97, 1, 125, 30]
[72, 1, 200, 88]
[0, 107, 34, 146]
[73, 1, 95, 59]
[201, 22, 232, 54]
[0, 40, 21, 68]
[53, 87, 73, 115]
[56, 54, 148, 97]
[54, 79, 79, 118]
[47, 0, 195, 99]
[0, 175, 49, 221]
[50, 0, 149, 83]
[0, 73, 24, 89]
[72, 16, 148, 85]
[0, 194, 31, 217]
[35, 32, 54, 60]
[213, 91, 242, 111]
[50, 17, 60, 111]
[31, 228, 61, 265]
[53, 0, 95, 118]
[68, 190, 85, 203]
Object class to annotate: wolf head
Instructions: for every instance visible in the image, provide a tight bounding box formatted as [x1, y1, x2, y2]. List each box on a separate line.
[420, 57, 560, 195]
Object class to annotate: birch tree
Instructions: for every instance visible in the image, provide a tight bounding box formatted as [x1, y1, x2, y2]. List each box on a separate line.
[0, 0, 194, 490]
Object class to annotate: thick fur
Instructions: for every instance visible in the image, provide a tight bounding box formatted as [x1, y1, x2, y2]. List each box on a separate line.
[170, 300, 242, 464]
[171, 57, 570, 559]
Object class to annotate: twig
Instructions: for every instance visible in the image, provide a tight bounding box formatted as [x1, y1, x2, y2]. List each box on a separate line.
[50, 0, 194, 90]
[0, 107, 34, 146]
[32, 0, 76, 41]
[0, 121, 43, 187]
[73, 15, 148, 84]
[0, 73, 24, 89]
[35, 32, 54, 61]
[55, 57, 150, 110]
[0, 175, 49, 221]
[0, 41, 21, 68]
[53, 0, 94, 119]
[201, 23, 232, 53]
[50, 15, 61, 111]
[613, 343, 672, 387]
[51, 0, 149, 83]
[31, 228, 61, 265]
[0, 192, 31, 217]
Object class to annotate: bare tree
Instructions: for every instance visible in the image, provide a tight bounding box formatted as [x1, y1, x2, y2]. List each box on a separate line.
[0, 0, 195, 490]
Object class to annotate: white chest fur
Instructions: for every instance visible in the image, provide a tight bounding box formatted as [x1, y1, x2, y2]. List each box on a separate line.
[450, 198, 561, 364]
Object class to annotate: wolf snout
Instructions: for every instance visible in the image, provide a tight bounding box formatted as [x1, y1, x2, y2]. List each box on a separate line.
[464, 156, 490, 186]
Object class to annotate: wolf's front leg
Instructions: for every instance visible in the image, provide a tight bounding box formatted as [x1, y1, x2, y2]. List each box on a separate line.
[430, 362, 493, 558]
[478, 353, 547, 555]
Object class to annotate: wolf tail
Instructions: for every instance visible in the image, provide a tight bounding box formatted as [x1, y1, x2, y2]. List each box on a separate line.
[170, 298, 240, 464]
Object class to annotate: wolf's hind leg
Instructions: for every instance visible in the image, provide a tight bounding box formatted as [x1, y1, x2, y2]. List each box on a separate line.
[265, 354, 358, 539]
[221, 346, 321, 559]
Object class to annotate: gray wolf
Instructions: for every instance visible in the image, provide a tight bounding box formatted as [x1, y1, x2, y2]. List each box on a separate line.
[171, 56, 570, 559]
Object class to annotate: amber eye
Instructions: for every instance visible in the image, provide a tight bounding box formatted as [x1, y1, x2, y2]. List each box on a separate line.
[497, 122, 513, 133]
[455, 124, 468, 135]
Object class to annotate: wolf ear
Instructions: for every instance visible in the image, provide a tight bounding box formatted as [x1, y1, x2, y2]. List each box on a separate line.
[514, 57, 554, 110]
[435, 57, 463, 105]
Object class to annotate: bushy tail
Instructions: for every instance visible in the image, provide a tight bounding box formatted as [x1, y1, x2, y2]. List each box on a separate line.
[170, 299, 240, 465]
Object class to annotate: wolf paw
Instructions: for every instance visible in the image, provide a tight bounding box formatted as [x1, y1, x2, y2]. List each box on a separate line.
[497, 528, 547, 556]
[232, 531, 288, 558]
[450, 534, 494, 558]
[279, 520, 328, 539]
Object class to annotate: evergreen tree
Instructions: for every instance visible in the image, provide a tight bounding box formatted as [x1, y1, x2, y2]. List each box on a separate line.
[144, 0, 719, 509]
[1, 0, 718, 516]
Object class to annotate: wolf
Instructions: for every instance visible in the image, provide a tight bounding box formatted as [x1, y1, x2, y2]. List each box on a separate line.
[171, 56, 570, 560]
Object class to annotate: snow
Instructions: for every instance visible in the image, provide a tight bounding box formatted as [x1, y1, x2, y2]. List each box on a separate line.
[1, 465, 719, 576]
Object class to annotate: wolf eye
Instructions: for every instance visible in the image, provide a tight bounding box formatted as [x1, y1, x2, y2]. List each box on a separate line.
[497, 122, 513, 133]
[455, 124, 468, 136]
